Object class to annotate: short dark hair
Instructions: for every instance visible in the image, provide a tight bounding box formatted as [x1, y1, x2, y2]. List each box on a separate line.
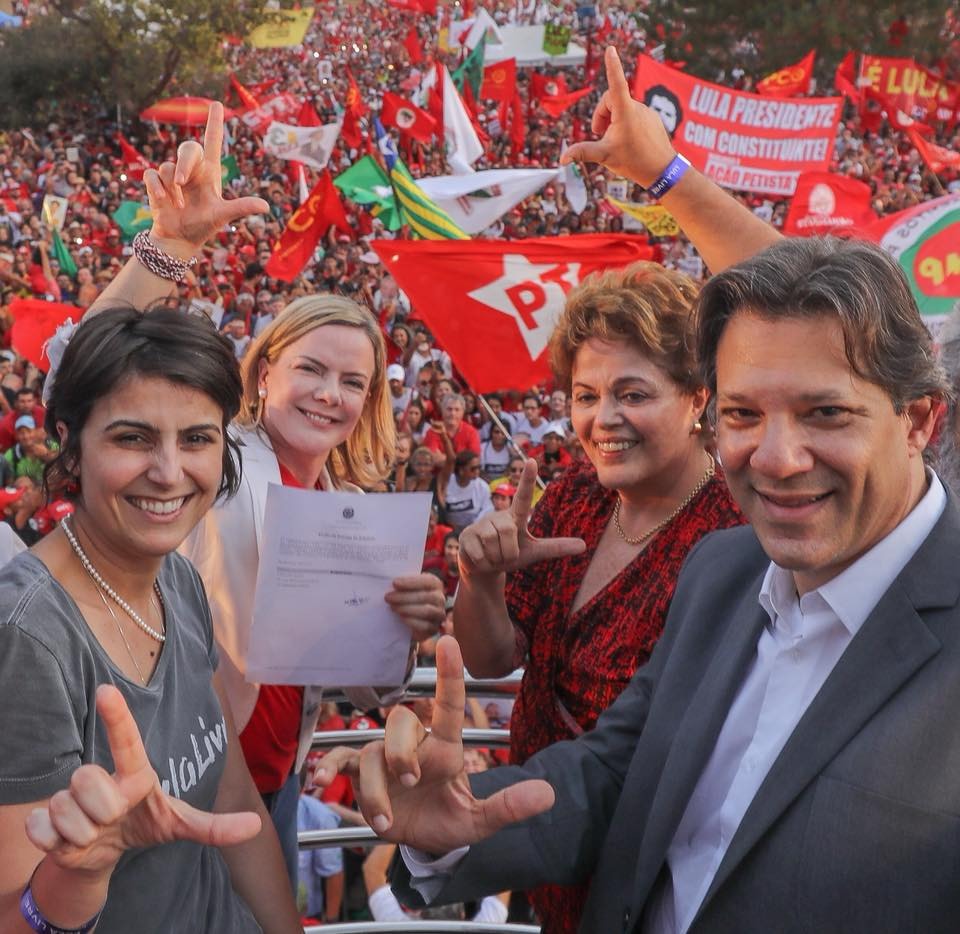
[454, 449, 479, 471]
[696, 237, 950, 411]
[44, 305, 243, 500]
[15, 387, 35, 399]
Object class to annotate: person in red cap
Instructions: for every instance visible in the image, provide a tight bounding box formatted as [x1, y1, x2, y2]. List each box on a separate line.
[490, 482, 516, 511]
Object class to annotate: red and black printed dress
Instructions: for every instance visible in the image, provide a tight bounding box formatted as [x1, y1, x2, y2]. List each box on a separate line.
[504, 460, 745, 934]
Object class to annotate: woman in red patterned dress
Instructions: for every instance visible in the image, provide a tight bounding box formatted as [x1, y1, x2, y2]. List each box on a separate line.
[454, 262, 745, 933]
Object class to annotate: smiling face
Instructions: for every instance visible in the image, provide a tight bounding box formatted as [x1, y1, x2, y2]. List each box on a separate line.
[69, 376, 225, 563]
[715, 313, 934, 593]
[570, 337, 707, 497]
[258, 324, 375, 474]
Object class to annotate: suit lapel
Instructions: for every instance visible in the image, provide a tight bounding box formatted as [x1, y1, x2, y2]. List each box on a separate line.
[695, 491, 960, 917]
[629, 573, 769, 910]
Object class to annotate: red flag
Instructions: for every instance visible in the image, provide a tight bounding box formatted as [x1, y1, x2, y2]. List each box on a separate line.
[539, 85, 594, 117]
[230, 75, 260, 112]
[248, 78, 279, 97]
[481, 59, 516, 103]
[341, 108, 363, 150]
[858, 87, 885, 133]
[906, 128, 960, 173]
[510, 90, 525, 158]
[265, 173, 351, 282]
[403, 27, 424, 64]
[381, 92, 437, 144]
[346, 69, 368, 117]
[835, 52, 860, 104]
[296, 100, 322, 127]
[530, 73, 569, 101]
[756, 50, 815, 97]
[783, 172, 877, 236]
[385, 0, 436, 14]
[116, 133, 150, 181]
[370, 235, 657, 392]
[10, 298, 78, 371]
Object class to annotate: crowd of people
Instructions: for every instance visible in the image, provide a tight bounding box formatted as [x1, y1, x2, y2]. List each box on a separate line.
[2, 1, 960, 931]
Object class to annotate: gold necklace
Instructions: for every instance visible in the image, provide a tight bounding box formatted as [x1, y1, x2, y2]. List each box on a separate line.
[613, 453, 716, 546]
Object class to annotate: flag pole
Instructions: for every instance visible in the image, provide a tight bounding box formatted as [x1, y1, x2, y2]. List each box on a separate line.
[476, 392, 547, 491]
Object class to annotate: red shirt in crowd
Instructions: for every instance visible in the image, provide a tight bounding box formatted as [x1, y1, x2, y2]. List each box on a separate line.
[423, 421, 480, 456]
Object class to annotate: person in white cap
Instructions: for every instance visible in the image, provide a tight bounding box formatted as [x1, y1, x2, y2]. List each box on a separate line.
[387, 362, 412, 418]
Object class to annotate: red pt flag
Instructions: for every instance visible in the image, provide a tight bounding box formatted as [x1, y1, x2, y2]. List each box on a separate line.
[756, 51, 815, 98]
[266, 172, 350, 282]
[633, 54, 841, 196]
[371, 235, 657, 392]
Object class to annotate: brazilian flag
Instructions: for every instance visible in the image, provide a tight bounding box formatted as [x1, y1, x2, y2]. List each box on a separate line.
[112, 200, 153, 240]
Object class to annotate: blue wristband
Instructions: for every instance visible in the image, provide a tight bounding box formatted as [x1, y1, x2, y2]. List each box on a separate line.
[647, 154, 691, 199]
[20, 878, 103, 934]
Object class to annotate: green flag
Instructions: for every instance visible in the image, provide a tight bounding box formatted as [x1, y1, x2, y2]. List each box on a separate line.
[112, 200, 153, 240]
[51, 229, 78, 279]
[221, 155, 240, 185]
[388, 158, 469, 241]
[452, 36, 485, 99]
[543, 23, 571, 56]
[334, 156, 401, 230]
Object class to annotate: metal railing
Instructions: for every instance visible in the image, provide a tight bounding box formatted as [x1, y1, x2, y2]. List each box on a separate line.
[303, 924, 540, 934]
[298, 667, 538, 932]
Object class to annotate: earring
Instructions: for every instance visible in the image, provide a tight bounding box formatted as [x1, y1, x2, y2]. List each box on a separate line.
[258, 388, 267, 399]
[692, 420, 702, 434]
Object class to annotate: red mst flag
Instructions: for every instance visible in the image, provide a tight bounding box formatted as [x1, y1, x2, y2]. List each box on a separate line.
[381, 92, 437, 144]
[265, 172, 351, 282]
[10, 298, 78, 371]
[529, 73, 569, 101]
[783, 172, 877, 236]
[371, 235, 657, 391]
[403, 27, 424, 64]
[539, 85, 594, 117]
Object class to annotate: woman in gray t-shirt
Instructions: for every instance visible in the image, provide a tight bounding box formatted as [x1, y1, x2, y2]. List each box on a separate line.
[0, 303, 301, 932]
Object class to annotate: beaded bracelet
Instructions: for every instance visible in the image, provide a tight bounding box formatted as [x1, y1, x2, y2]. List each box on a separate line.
[647, 153, 691, 199]
[20, 873, 103, 934]
[132, 229, 198, 282]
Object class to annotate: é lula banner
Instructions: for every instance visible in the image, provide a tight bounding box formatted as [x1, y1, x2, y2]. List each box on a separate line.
[633, 55, 842, 196]
[858, 56, 957, 122]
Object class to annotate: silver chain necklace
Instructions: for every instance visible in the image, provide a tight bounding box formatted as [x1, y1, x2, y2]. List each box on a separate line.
[61, 517, 166, 644]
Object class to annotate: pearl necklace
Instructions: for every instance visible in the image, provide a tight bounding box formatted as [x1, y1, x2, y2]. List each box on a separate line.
[61, 517, 166, 644]
[613, 453, 716, 546]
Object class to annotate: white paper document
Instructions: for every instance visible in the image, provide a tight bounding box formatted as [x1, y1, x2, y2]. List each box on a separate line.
[246, 486, 432, 687]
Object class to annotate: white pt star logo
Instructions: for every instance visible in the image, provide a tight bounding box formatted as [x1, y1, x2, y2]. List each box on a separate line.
[468, 255, 581, 359]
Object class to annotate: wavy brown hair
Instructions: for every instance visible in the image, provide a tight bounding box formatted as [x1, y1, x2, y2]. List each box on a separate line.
[549, 261, 703, 395]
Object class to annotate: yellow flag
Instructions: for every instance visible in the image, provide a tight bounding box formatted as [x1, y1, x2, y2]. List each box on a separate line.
[606, 197, 679, 236]
[248, 9, 314, 48]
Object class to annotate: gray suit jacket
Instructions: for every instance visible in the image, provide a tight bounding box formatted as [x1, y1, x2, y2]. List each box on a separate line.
[396, 492, 960, 933]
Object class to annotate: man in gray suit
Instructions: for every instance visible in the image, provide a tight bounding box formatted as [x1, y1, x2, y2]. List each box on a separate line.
[319, 56, 955, 934]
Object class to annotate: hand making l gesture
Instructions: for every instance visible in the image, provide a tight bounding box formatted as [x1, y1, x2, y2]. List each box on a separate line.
[561, 46, 677, 187]
[143, 102, 269, 254]
[458, 458, 586, 579]
[317, 636, 555, 855]
[25, 685, 261, 875]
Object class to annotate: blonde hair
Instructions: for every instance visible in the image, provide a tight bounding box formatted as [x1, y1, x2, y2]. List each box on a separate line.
[239, 294, 395, 488]
[549, 261, 703, 395]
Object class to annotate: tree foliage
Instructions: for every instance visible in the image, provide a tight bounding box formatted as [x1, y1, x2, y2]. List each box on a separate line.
[644, 1, 954, 84]
[0, 1, 271, 127]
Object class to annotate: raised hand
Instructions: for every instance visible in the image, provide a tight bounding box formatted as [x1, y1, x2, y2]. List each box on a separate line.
[317, 637, 554, 855]
[143, 102, 269, 253]
[561, 46, 677, 187]
[458, 458, 585, 579]
[25, 685, 261, 874]
[385, 572, 447, 640]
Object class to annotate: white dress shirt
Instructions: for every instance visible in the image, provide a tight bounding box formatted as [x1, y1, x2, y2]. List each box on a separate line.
[645, 470, 946, 933]
[406, 473, 947, 923]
